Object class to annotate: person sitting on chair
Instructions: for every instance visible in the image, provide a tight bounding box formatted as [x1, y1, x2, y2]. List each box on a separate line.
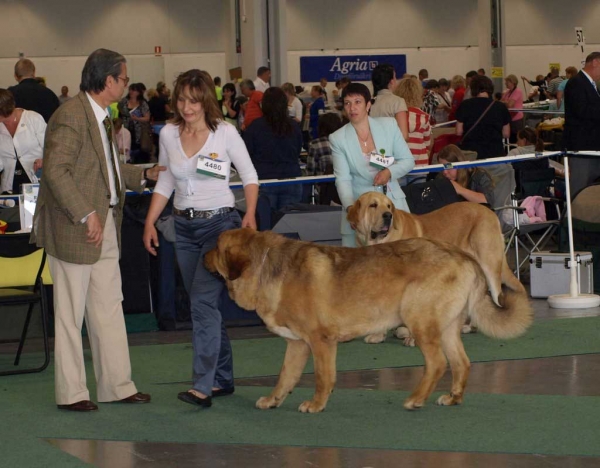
[438, 144, 495, 206]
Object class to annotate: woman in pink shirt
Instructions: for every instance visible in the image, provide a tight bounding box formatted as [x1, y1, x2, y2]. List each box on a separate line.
[501, 74, 524, 142]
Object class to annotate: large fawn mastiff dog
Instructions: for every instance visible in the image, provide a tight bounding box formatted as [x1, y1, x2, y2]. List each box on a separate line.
[347, 192, 527, 344]
[205, 229, 532, 413]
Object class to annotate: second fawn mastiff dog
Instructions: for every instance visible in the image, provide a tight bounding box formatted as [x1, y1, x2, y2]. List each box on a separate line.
[205, 229, 532, 413]
[347, 192, 527, 344]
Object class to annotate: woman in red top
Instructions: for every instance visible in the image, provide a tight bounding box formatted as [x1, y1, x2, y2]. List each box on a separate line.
[394, 78, 431, 166]
[448, 75, 466, 121]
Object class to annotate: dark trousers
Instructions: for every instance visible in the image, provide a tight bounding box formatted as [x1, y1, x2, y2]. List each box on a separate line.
[173, 210, 241, 395]
[260, 184, 303, 211]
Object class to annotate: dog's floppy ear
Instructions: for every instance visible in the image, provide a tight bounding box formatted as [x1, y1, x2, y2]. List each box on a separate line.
[346, 200, 361, 230]
[225, 246, 250, 281]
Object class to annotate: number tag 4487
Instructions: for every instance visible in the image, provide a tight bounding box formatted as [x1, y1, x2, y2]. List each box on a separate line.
[196, 156, 230, 179]
[369, 152, 394, 170]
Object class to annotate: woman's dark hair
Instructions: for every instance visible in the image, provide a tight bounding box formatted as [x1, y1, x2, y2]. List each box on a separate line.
[341, 82, 371, 103]
[80, 48, 126, 94]
[128, 83, 146, 103]
[171, 69, 222, 132]
[261, 87, 293, 136]
[317, 112, 342, 138]
[424, 79, 439, 90]
[438, 78, 449, 88]
[222, 83, 236, 99]
[518, 127, 545, 153]
[470, 75, 494, 96]
[371, 63, 396, 97]
[0, 89, 16, 117]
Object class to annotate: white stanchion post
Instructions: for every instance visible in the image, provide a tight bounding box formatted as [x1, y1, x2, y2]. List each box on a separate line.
[547, 156, 600, 309]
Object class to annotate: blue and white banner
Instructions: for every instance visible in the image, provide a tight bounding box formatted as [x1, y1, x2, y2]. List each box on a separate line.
[300, 54, 407, 83]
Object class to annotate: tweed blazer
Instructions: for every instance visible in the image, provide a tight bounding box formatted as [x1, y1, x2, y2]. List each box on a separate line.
[329, 117, 415, 235]
[31, 92, 145, 264]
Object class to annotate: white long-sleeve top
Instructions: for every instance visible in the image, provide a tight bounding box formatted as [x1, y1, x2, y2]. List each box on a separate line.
[154, 121, 259, 210]
[0, 109, 46, 193]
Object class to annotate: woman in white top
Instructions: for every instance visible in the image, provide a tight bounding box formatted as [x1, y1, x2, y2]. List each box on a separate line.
[143, 69, 259, 409]
[281, 82, 303, 123]
[369, 64, 409, 140]
[0, 89, 45, 193]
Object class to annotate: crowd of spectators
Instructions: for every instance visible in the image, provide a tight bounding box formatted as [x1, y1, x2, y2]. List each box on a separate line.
[0, 56, 586, 208]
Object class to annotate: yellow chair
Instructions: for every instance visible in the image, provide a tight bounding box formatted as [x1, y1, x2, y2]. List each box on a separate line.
[0, 233, 50, 376]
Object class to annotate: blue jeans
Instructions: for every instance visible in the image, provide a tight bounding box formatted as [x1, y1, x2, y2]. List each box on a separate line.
[260, 184, 303, 211]
[174, 210, 241, 395]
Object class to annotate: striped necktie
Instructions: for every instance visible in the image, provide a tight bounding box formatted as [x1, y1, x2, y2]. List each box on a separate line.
[102, 116, 121, 196]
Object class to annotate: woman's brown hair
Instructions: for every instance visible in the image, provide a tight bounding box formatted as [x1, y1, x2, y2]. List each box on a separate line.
[437, 144, 493, 189]
[0, 89, 16, 117]
[170, 69, 222, 132]
[517, 127, 545, 153]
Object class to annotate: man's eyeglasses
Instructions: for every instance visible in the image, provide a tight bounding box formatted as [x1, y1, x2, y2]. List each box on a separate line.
[116, 76, 130, 86]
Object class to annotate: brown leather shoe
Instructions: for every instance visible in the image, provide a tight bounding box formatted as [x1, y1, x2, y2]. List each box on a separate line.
[57, 400, 98, 412]
[118, 392, 151, 403]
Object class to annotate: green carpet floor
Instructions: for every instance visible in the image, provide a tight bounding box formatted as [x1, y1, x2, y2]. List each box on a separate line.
[2, 316, 600, 467]
[131, 315, 600, 384]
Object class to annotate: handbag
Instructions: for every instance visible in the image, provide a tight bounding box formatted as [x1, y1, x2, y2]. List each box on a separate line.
[405, 177, 459, 215]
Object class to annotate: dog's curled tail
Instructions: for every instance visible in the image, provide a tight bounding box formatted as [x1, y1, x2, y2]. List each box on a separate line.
[469, 284, 533, 340]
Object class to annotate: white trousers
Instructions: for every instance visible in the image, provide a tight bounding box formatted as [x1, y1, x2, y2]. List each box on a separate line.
[48, 210, 137, 404]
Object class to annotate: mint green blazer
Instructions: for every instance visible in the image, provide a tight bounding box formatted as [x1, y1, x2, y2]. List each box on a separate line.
[330, 117, 415, 244]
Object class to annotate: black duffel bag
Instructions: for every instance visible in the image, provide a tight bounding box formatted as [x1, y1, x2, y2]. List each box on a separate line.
[404, 177, 459, 215]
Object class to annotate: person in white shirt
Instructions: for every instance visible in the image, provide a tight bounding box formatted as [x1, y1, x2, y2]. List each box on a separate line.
[281, 82, 303, 122]
[31, 48, 164, 412]
[253, 66, 271, 93]
[0, 89, 45, 193]
[143, 69, 259, 409]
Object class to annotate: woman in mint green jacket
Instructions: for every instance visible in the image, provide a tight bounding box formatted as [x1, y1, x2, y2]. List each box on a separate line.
[330, 83, 415, 247]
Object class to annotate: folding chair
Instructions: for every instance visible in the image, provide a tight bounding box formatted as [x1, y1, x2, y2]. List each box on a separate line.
[495, 167, 563, 279]
[0, 234, 50, 376]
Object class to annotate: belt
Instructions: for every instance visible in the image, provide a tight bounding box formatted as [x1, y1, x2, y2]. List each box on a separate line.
[173, 207, 234, 220]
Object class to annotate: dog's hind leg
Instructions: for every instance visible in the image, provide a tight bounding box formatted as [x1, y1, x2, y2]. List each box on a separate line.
[256, 339, 310, 410]
[298, 337, 338, 413]
[403, 325, 447, 410]
[436, 319, 470, 406]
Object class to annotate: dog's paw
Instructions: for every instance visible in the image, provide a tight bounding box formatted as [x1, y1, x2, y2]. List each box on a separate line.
[403, 398, 424, 411]
[255, 396, 280, 410]
[436, 393, 463, 406]
[364, 333, 386, 344]
[394, 326, 410, 339]
[461, 324, 474, 334]
[403, 337, 416, 347]
[298, 400, 325, 413]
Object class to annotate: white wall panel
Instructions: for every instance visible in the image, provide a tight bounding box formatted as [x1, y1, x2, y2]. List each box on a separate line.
[286, 0, 479, 50]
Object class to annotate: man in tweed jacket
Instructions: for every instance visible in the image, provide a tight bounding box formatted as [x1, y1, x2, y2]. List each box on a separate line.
[31, 49, 163, 411]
